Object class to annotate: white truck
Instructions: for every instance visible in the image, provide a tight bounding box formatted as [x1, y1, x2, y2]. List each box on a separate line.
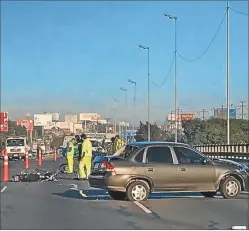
[5, 136, 30, 160]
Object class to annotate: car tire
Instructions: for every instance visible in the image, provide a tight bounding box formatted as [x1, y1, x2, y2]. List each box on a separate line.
[58, 163, 67, 173]
[108, 190, 126, 200]
[219, 176, 241, 199]
[201, 191, 217, 197]
[126, 180, 150, 201]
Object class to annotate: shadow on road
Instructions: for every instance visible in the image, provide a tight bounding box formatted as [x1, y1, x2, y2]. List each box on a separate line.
[52, 190, 84, 200]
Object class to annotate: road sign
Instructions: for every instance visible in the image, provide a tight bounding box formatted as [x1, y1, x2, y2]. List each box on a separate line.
[0, 112, 8, 132]
[16, 119, 33, 132]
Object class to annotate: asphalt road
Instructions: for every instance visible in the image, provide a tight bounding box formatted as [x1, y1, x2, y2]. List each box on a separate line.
[1, 158, 249, 229]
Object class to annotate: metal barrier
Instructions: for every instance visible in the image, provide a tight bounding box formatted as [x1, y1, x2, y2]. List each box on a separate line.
[194, 144, 249, 154]
[193, 144, 249, 161]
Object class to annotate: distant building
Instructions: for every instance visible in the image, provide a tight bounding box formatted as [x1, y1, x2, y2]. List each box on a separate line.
[65, 114, 78, 124]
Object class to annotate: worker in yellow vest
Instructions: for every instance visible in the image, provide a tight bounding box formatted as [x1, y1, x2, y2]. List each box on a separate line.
[114, 135, 124, 153]
[78, 134, 92, 180]
[66, 138, 75, 174]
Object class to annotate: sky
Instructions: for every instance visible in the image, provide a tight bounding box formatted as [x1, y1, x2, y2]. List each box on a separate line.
[1, 0, 248, 123]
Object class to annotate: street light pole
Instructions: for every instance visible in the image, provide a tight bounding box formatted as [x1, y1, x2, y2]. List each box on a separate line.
[139, 44, 150, 141]
[164, 12, 178, 143]
[120, 87, 128, 144]
[112, 98, 118, 134]
[226, 0, 230, 144]
[128, 79, 137, 141]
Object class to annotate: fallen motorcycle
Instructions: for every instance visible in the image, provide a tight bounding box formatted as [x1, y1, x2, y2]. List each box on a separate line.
[12, 167, 61, 183]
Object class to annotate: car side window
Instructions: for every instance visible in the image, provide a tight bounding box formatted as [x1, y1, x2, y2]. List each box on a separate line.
[134, 149, 145, 163]
[146, 146, 173, 164]
[174, 147, 204, 164]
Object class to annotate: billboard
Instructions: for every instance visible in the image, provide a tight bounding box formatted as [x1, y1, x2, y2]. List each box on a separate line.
[168, 113, 194, 122]
[180, 113, 194, 121]
[16, 119, 34, 131]
[167, 114, 179, 121]
[34, 113, 53, 126]
[52, 113, 60, 121]
[229, 109, 236, 119]
[214, 108, 236, 119]
[0, 112, 8, 132]
[44, 122, 56, 130]
[79, 113, 101, 121]
[65, 114, 78, 123]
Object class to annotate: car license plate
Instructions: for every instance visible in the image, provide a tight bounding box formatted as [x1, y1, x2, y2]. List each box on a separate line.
[94, 163, 100, 169]
[14, 154, 18, 157]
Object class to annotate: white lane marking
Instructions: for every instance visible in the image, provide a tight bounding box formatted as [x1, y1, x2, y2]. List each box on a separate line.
[1, 186, 7, 193]
[68, 184, 78, 189]
[232, 226, 247, 230]
[133, 201, 152, 214]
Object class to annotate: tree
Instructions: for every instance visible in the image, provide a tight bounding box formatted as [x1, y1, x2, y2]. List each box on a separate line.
[135, 121, 186, 142]
[182, 118, 248, 145]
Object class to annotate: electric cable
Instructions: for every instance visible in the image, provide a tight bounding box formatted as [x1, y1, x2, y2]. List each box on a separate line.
[230, 7, 249, 16]
[177, 10, 227, 62]
[151, 55, 175, 88]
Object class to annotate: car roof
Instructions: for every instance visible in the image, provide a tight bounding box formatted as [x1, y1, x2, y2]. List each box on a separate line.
[129, 141, 189, 147]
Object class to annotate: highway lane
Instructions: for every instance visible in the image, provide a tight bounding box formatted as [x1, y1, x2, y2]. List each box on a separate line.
[1, 159, 249, 229]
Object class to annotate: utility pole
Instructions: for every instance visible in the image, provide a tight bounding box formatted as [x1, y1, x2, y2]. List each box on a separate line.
[221, 102, 225, 119]
[240, 101, 245, 120]
[201, 109, 207, 120]
[177, 107, 181, 123]
[226, 0, 230, 144]
[170, 110, 173, 134]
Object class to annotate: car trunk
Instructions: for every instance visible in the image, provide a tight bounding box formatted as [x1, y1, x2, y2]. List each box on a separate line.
[92, 156, 124, 174]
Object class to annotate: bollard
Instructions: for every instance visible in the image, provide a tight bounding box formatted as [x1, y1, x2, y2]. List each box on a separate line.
[54, 148, 57, 161]
[38, 148, 42, 166]
[2, 149, 9, 182]
[24, 150, 29, 169]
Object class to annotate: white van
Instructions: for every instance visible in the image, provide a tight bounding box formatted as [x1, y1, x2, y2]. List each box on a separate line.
[5, 136, 29, 160]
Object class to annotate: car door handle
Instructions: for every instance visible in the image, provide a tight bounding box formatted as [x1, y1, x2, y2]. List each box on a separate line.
[147, 168, 154, 172]
[177, 168, 186, 171]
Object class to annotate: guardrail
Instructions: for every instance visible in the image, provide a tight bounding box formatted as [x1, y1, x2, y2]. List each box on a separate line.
[194, 144, 249, 153]
[193, 144, 249, 161]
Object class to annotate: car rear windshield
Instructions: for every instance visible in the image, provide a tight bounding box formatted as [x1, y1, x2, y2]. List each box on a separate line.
[6, 139, 25, 147]
[120, 145, 139, 159]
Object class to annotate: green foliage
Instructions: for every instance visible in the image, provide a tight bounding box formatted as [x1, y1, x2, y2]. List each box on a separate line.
[182, 118, 248, 144]
[135, 121, 186, 143]
[135, 118, 248, 145]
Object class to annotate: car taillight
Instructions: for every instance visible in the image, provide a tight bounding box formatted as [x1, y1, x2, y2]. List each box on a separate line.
[101, 161, 116, 174]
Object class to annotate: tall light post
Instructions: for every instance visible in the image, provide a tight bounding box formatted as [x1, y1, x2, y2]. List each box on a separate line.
[112, 98, 119, 134]
[120, 87, 128, 144]
[226, 0, 230, 144]
[164, 12, 178, 143]
[139, 44, 150, 141]
[128, 79, 137, 141]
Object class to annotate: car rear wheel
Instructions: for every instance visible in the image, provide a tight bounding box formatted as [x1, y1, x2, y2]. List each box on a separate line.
[126, 180, 150, 201]
[58, 163, 67, 173]
[219, 176, 241, 199]
[201, 192, 217, 197]
[108, 190, 126, 200]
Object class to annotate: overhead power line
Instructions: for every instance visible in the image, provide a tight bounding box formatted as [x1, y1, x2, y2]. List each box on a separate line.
[177, 10, 227, 63]
[152, 55, 175, 88]
[230, 7, 249, 16]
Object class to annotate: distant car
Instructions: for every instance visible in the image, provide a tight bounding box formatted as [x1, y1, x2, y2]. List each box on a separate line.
[89, 141, 248, 201]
